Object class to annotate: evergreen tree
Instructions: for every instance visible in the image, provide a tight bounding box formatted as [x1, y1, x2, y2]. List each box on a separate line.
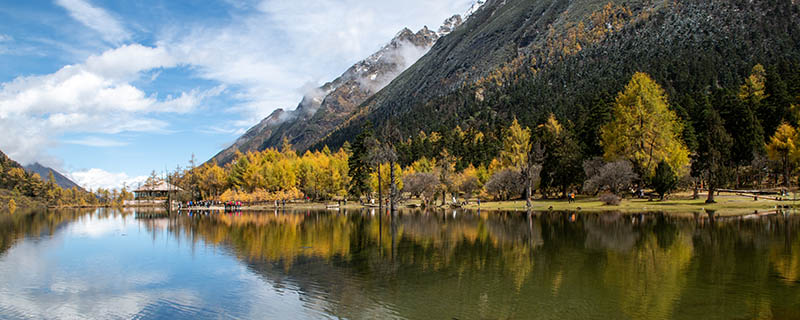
[692, 98, 733, 203]
[652, 161, 677, 200]
[348, 122, 374, 198]
[539, 114, 583, 198]
[717, 89, 764, 186]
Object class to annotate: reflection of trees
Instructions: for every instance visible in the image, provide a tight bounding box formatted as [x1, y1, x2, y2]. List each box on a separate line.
[4, 208, 800, 318]
[583, 213, 640, 252]
[0, 209, 104, 256]
[673, 214, 800, 319]
[603, 232, 693, 319]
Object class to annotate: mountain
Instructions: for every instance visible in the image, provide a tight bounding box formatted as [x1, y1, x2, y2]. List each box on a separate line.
[0, 150, 24, 172]
[210, 0, 800, 164]
[24, 163, 82, 190]
[208, 14, 467, 165]
[313, 0, 800, 152]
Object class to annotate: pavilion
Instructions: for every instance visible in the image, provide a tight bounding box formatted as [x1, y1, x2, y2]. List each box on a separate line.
[133, 181, 183, 200]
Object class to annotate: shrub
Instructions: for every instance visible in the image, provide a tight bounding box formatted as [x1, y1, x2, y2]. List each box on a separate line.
[652, 161, 678, 200]
[583, 159, 638, 195]
[402, 172, 439, 201]
[485, 168, 524, 200]
[599, 193, 621, 205]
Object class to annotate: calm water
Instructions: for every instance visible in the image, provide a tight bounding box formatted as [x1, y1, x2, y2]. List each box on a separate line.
[0, 208, 798, 319]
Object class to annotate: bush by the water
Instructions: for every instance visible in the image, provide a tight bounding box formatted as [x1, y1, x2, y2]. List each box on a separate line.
[486, 169, 524, 200]
[600, 193, 621, 206]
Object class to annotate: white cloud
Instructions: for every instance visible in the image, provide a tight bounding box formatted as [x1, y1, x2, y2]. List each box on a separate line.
[84, 44, 177, 81]
[55, 0, 130, 44]
[158, 0, 475, 125]
[1, 0, 474, 175]
[0, 44, 221, 163]
[64, 136, 128, 147]
[0, 34, 11, 42]
[69, 168, 147, 190]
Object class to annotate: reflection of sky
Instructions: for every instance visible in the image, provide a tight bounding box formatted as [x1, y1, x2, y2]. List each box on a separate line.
[0, 210, 327, 319]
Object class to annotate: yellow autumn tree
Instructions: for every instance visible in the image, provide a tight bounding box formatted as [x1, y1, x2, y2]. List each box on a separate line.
[499, 118, 531, 169]
[766, 122, 799, 186]
[600, 72, 690, 179]
[370, 163, 403, 198]
[739, 64, 767, 105]
[410, 157, 436, 173]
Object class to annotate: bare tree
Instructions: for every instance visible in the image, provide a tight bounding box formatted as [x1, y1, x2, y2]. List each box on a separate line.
[486, 169, 524, 200]
[583, 159, 638, 195]
[403, 172, 439, 206]
[524, 142, 545, 208]
[458, 175, 481, 203]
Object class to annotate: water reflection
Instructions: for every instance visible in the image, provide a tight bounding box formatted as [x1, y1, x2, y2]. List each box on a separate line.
[0, 208, 798, 319]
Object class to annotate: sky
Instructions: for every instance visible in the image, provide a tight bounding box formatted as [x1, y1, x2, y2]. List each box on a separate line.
[0, 0, 476, 190]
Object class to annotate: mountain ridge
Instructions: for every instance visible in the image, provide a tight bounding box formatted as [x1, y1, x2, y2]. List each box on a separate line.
[313, 0, 800, 153]
[207, 13, 468, 165]
[24, 163, 82, 190]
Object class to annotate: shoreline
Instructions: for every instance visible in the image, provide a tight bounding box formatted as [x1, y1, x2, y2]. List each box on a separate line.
[167, 193, 796, 217]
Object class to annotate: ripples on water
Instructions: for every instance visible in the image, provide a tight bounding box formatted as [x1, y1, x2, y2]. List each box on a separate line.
[0, 208, 798, 319]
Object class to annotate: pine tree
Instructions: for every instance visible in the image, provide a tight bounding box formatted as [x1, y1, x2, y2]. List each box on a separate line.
[692, 98, 733, 203]
[652, 161, 677, 200]
[348, 123, 374, 198]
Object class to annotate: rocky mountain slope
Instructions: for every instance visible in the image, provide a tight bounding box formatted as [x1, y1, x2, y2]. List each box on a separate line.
[209, 14, 467, 164]
[314, 0, 800, 152]
[24, 163, 81, 190]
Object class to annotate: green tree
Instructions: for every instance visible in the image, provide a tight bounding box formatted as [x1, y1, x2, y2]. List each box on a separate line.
[652, 161, 677, 200]
[718, 89, 764, 186]
[600, 72, 690, 180]
[539, 114, 583, 198]
[348, 123, 374, 198]
[692, 100, 733, 203]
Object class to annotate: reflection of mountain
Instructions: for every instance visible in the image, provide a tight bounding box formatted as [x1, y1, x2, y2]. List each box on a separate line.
[0, 209, 108, 255]
[5, 209, 798, 319]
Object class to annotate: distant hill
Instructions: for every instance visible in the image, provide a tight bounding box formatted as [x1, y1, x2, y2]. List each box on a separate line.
[24, 163, 82, 190]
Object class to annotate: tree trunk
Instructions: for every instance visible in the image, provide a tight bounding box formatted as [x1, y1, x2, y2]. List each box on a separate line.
[526, 183, 532, 208]
[390, 161, 397, 212]
[735, 166, 741, 188]
[706, 183, 716, 203]
[378, 166, 383, 208]
[784, 155, 790, 187]
[442, 190, 446, 206]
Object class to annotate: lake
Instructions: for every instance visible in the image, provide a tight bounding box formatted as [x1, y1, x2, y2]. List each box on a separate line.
[0, 208, 798, 319]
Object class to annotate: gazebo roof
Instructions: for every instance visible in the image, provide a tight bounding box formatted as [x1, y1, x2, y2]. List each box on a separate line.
[134, 181, 183, 193]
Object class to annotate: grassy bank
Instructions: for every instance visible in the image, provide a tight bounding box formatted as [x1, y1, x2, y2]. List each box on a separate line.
[462, 192, 793, 216]
[172, 191, 796, 217]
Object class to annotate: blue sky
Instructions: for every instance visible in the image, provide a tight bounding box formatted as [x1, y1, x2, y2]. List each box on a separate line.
[0, 0, 475, 189]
